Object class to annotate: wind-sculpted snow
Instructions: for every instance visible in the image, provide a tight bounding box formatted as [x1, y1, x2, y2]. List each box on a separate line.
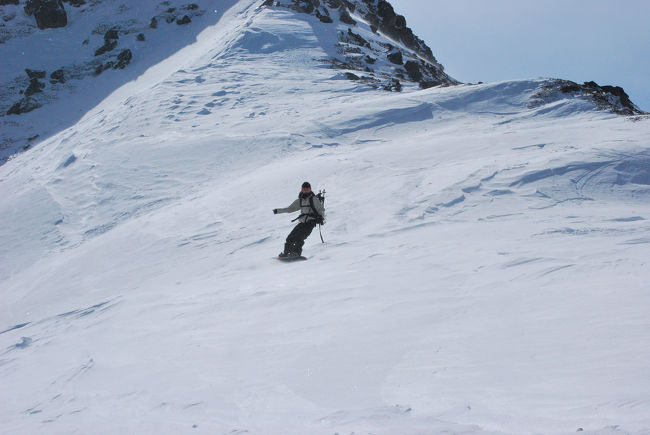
[1, 1, 650, 434]
[510, 150, 650, 202]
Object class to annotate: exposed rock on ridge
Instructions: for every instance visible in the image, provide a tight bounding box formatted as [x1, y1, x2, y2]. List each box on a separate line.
[533, 79, 646, 116]
[269, 0, 459, 90]
[24, 0, 68, 29]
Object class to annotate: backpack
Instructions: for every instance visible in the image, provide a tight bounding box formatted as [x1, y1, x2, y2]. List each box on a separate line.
[311, 190, 325, 225]
[291, 190, 325, 225]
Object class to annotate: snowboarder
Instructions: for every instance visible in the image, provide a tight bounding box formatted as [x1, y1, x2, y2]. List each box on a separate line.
[273, 182, 325, 258]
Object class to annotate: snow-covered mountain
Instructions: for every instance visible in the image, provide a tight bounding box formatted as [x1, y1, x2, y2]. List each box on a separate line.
[1, 0, 650, 433]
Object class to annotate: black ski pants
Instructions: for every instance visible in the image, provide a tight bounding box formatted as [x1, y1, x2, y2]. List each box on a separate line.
[284, 221, 316, 255]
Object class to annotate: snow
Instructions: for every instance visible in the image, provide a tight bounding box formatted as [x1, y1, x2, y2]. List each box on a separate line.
[1, 1, 650, 434]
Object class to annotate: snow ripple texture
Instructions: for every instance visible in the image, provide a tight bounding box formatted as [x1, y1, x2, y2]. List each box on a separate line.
[1, 1, 650, 434]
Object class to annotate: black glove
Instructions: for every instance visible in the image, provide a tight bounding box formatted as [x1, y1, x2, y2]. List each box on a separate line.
[273, 209, 278, 214]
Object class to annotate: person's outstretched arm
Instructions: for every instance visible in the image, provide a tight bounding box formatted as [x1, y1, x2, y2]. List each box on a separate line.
[274, 198, 300, 214]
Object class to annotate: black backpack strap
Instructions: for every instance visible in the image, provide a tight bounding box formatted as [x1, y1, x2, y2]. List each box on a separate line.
[308, 195, 318, 216]
[308, 195, 325, 230]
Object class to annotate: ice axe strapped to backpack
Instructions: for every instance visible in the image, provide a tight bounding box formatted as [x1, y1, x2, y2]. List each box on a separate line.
[315, 189, 325, 242]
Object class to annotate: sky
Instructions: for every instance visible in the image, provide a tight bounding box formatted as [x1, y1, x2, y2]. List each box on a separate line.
[388, 0, 650, 111]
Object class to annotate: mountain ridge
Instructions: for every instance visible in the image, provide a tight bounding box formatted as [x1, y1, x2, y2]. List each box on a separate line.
[0, 0, 645, 165]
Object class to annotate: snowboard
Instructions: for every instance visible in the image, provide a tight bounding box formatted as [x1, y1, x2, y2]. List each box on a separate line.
[277, 255, 307, 262]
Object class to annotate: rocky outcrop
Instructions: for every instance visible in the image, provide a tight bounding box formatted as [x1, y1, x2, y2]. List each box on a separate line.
[580, 81, 639, 114]
[149, 3, 205, 29]
[25, 78, 46, 96]
[23, 69, 46, 96]
[269, 0, 458, 91]
[50, 69, 66, 84]
[24, 0, 68, 30]
[7, 97, 42, 115]
[387, 51, 403, 65]
[95, 28, 119, 56]
[114, 49, 132, 69]
[532, 79, 645, 116]
[25, 69, 46, 80]
[369, 0, 434, 63]
[176, 15, 192, 25]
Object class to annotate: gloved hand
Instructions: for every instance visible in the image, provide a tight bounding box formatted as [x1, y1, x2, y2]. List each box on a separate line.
[273, 209, 278, 214]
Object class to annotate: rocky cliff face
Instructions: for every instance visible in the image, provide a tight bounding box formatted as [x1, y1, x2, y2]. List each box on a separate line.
[270, 0, 458, 90]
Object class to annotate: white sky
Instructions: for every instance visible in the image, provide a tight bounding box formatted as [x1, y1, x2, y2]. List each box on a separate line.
[388, 0, 650, 111]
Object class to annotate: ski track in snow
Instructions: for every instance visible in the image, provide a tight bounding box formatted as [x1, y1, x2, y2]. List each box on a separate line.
[1, 1, 650, 434]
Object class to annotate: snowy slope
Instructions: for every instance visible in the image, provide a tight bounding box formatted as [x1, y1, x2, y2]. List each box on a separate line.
[0, 0, 238, 162]
[1, 0, 650, 434]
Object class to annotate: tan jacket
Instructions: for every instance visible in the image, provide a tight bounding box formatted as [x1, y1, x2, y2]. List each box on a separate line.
[276, 192, 325, 224]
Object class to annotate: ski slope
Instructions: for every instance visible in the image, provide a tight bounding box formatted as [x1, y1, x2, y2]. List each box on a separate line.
[1, 1, 650, 433]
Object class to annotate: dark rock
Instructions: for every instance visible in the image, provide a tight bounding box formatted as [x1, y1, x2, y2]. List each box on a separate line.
[137, 33, 145, 41]
[25, 0, 68, 30]
[317, 13, 333, 23]
[166, 7, 176, 13]
[295, 1, 314, 14]
[50, 68, 65, 83]
[345, 72, 360, 80]
[533, 79, 643, 115]
[261, 0, 273, 5]
[62, 0, 85, 6]
[185, 3, 199, 10]
[0, 0, 20, 5]
[176, 15, 191, 25]
[114, 49, 132, 69]
[82, 39, 89, 45]
[383, 78, 401, 92]
[364, 0, 436, 64]
[150, 17, 158, 28]
[7, 97, 42, 115]
[583, 81, 639, 114]
[404, 60, 422, 82]
[387, 51, 403, 65]
[419, 80, 440, 89]
[601, 85, 633, 108]
[347, 29, 369, 47]
[560, 82, 581, 93]
[365, 55, 376, 64]
[104, 28, 118, 42]
[25, 69, 46, 79]
[376, 0, 396, 25]
[25, 78, 45, 96]
[94, 40, 117, 56]
[315, 8, 333, 23]
[339, 8, 356, 25]
[24, 0, 36, 15]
